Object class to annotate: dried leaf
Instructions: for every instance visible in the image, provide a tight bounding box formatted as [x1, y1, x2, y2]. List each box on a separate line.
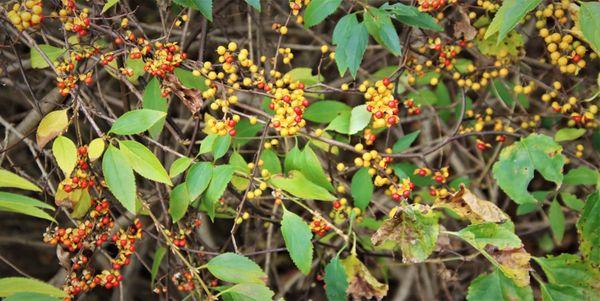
[371, 204, 440, 263]
[162, 73, 203, 114]
[341, 255, 388, 300]
[434, 184, 508, 223]
[454, 6, 477, 41]
[488, 246, 531, 287]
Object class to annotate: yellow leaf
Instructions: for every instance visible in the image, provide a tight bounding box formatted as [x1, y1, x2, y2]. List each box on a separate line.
[37, 109, 69, 148]
[88, 138, 105, 162]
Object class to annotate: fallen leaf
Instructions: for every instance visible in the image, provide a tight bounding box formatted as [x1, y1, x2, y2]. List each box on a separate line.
[434, 184, 508, 223]
[341, 254, 388, 300]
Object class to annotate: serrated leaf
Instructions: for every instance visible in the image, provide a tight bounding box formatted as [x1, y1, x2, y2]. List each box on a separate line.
[0, 277, 67, 298]
[554, 128, 586, 142]
[324, 257, 348, 301]
[37, 109, 69, 148]
[281, 208, 313, 274]
[212, 135, 231, 161]
[109, 109, 167, 135]
[383, 3, 443, 31]
[172, 0, 212, 21]
[458, 222, 522, 250]
[579, 2, 600, 55]
[119, 140, 172, 185]
[485, 0, 543, 42]
[303, 0, 342, 28]
[340, 255, 388, 300]
[87, 138, 105, 162]
[533, 254, 600, 293]
[30, 45, 66, 69]
[0, 169, 41, 192]
[576, 190, 600, 265]
[143, 77, 168, 139]
[392, 131, 420, 153]
[186, 162, 213, 200]
[169, 157, 193, 178]
[364, 7, 401, 55]
[52, 136, 77, 177]
[303, 100, 351, 123]
[260, 149, 281, 175]
[102, 145, 136, 213]
[492, 134, 565, 204]
[332, 14, 368, 77]
[221, 283, 274, 301]
[206, 253, 267, 284]
[284, 145, 302, 174]
[269, 171, 336, 201]
[563, 167, 598, 186]
[101, 0, 119, 14]
[204, 165, 233, 220]
[540, 282, 584, 301]
[351, 167, 373, 211]
[301, 145, 334, 191]
[466, 269, 533, 301]
[0, 201, 55, 222]
[233, 119, 262, 148]
[169, 183, 191, 222]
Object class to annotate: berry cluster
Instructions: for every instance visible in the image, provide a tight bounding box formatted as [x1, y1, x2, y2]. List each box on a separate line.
[55, 1, 91, 37]
[309, 218, 331, 237]
[7, 0, 43, 31]
[360, 78, 400, 129]
[418, 0, 451, 11]
[142, 42, 187, 78]
[206, 114, 240, 136]
[290, 0, 310, 24]
[58, 146, 96, 195]
[268, 84, 309, 136]
[403, 98, 422, 116]
[172, 271, 195, 292]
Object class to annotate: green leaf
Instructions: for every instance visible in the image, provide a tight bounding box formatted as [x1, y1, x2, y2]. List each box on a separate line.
[554, 128, 586, 142]
[576, 190, 600, 265]
[270, 171, 336, 201]
[285, 68, 323, 86]
[579, 2, 600, 55]
[260, 149, 282, 175]
[221, 283, 274, 301]
[229, 152, 250, 191]
[0, 277, 67, 298]
[186, 162, 213, 200]
[392, 131, 420, 153]
[491, 79, 515, 107]
[383, 3, 443, 31]
[350, 105, 372, 134]
[332, 14, 369, 77]
[4, 293, 60, 301]
[458, 222, 522, 250]
[484, 0, 543, 42]
[36, 109, 69, 148]
[212, 135, 231, 160]
[284, 145, 302, 174]
[548, 198, 565, 243]
[540, 282, 584, 301]
[101, 0, 119, 14]
[492, 134, 565, 204]
[301, 145, 334, 191]
[303, 101, 351, 123]
[169, 157, 193, 178]
[109, 109, 167, 135]
[466, 269, 533, 301]
[351, 167, 373, 211]
[281, 208, 313, 274]
[303, 0, 342, 28]
[0, 192, 53, 210]
[150, 246, 167, 287]
[204, 165, 234, 219]
[174, 68, 208, 90]
[533, 254, 600, 292]
[206, 253, 267, 284]
[143, 77, 168, 139]
[199, 134, 218, 154]
[51, 136, 77, 177]
[170, 183, 191, 222]
[233, 119, 262, 148]
[102, 145, 136, 213]
[0, 201, 55, 222]
[70, 189, 91, 219]
[324, 257, 348, 301]
[563, 167, 598, 186]
[119, 140, 172, 185]
[0, 169, 41, 192]
[87, 138, 105, 162]
[244, 0, 260, 11]
[364, 7, 401, 55]
[172, 0, 212, 21]
[560, 192, 585, 211]
[30, 45, 66, 69]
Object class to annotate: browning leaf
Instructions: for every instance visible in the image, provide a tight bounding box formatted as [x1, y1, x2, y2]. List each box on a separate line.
[453, 6, 477, 41]
[488, 246, 531, 287]
[341, 255, 388, 300]
[162, 73, 203, 114]
[371, 204, 440, 263]
[434, 184, 508, 223]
